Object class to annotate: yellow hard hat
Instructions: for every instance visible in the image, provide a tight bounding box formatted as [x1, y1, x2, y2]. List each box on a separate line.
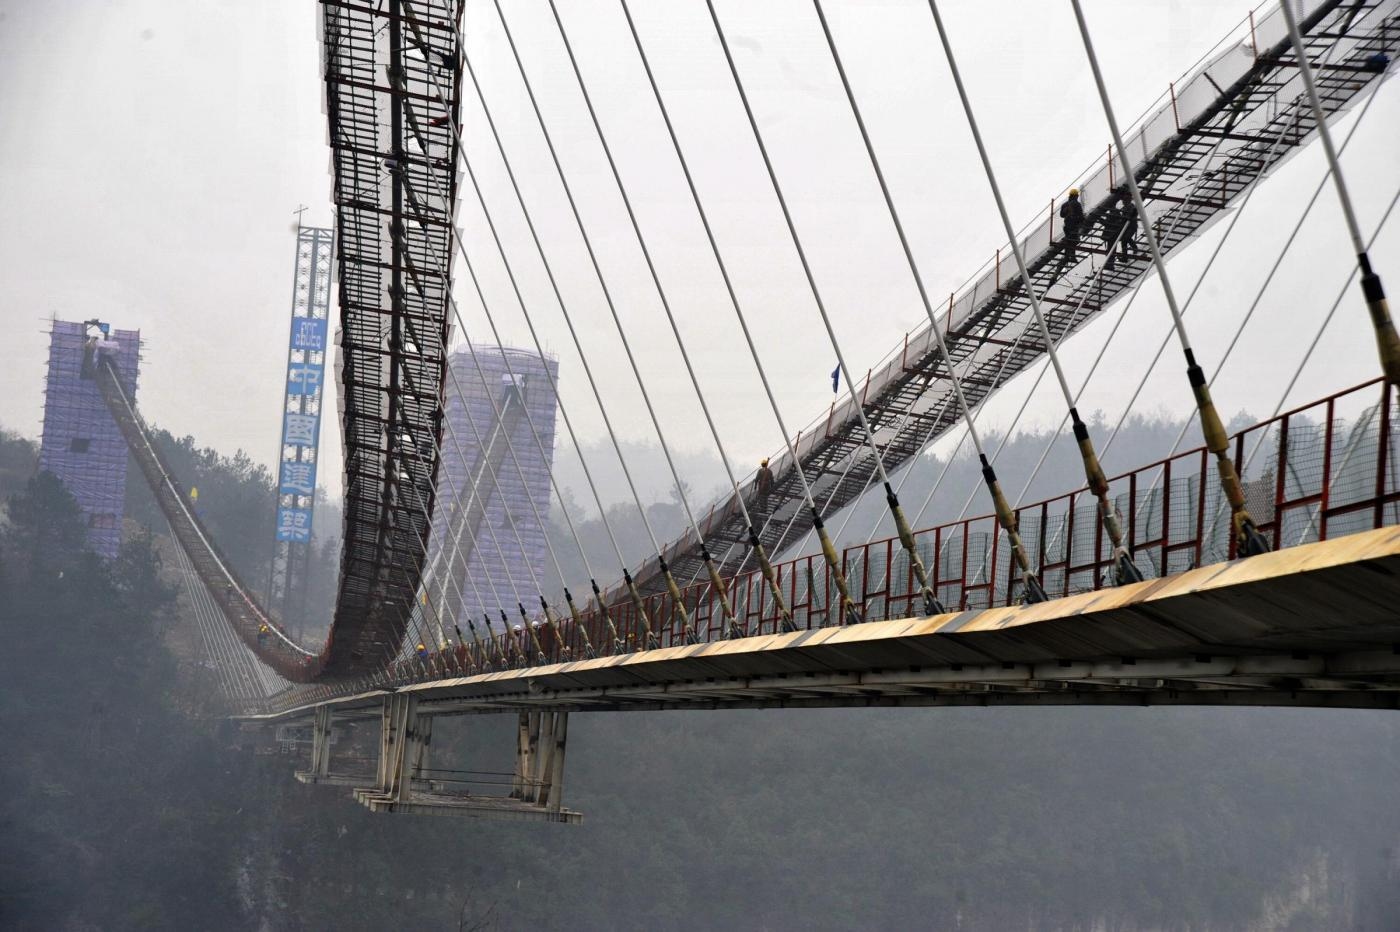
[1068, 187, 1080, 197]
[761, 458, 769, 467]
[417, 642, 426, 650]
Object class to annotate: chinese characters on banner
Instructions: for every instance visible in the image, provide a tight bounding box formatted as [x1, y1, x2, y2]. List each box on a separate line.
[275, 308, 329, 542]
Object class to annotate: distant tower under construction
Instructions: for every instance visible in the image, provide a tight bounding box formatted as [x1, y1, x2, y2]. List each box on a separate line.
[432, 346, 559, 628]
[38, 319, 142, 558]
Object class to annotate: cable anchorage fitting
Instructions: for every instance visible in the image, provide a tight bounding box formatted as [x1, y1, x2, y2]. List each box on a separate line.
[622, 568, 659, 650]
[980, 454, 1048, 604]
[812, 508, 862, 626]
[701, 545, 745, 640]
[885, 482, 946, 617]
[749, 525, 797, 633]
[1358, 253, 1400, 384]
[1070, 409, 1144, 585]
[591, 578, 623, 655]
[1185, 350, 1269, 557]
[562, 588, 595, 660]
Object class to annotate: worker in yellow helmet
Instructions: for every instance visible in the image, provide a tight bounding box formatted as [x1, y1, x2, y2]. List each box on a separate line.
[1057, 187, 1086, 271]
[416, 642, 428, 662]
[257, 623, 269, 647]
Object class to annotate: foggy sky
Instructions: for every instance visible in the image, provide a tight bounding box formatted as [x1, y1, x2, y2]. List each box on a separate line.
[2, 0, 1397, 513]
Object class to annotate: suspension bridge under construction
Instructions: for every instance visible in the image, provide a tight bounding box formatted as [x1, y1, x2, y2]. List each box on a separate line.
[52, 0, 1400, 822]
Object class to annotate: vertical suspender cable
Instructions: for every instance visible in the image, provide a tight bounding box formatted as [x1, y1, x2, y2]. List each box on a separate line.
[1068, 0, 1270, 557]
[1278, 0, 1400, 384]
[913, 0, 1142, 584]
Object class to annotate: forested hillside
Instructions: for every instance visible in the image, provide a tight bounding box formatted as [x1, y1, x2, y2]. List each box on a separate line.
[3, 419, 1400, 930]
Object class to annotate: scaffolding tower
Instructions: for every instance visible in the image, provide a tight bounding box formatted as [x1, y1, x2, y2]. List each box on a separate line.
[38, 319, 142, 559]
[267, 223, 335, 635]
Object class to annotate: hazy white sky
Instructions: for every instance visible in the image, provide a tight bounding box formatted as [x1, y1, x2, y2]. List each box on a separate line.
[2, 0, 1396, 509]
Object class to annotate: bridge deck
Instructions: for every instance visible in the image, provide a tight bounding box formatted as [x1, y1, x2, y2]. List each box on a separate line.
[628, 0, 1400, 597]
[254, 526, 1400, 719]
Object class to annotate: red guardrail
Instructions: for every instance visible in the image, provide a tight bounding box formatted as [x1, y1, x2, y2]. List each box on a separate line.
[404, 378, 1398, 678]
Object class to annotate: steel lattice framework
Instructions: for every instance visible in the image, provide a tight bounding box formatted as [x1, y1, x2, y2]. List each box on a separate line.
[626, 0, 1400, 599]
[319, 0, 465, 677]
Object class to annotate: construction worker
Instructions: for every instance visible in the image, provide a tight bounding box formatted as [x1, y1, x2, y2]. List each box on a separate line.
[257, 623, 269, 647]
[754, 458, 774, 519]
[1057, 188, 1086, 270]
[416, 642, 428, 662]
[1115, 194, 1140, 260]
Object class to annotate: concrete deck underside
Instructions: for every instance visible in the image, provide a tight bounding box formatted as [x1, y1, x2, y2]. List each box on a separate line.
[261, 527, 1400, 718]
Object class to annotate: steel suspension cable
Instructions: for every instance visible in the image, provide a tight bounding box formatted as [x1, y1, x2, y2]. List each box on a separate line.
[830, 210, 1122, 563]
[399, 174, 596, 663]
[918, 60, 1279, 597]
[901, 0, 1138, 585]
[447, 35, 688, 650]
[396, 425, 504, 676]
[401, 18, 637, 655]
[1207, 183, 1400, 552]
[391, 41, 607, 663]
[502, 0, 733, 642]
[861, 283, 1092, 604]
[414, 353, 552, 666]
[1279, 0, 1400, 385]
[1102, 78, 1391, 554]
[395, 164, 584, 668]
[1004, 128, 1269, 520]
[701, 0, 960, 618]
[615, 0, 965, 619]
[546, 0, 801, 635]
[1019, 92, 1313, 576]
[1069, 0, 1270, 558]
[373, 234, 549, 674]
[1094, 40, 1388, 482]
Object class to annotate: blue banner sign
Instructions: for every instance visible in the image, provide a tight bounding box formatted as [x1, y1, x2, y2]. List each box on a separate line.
[279, 461, 317, 496]
[290, 317, 328, 352]
[272, 227, 333, 543]
[276, 507, 314, 542]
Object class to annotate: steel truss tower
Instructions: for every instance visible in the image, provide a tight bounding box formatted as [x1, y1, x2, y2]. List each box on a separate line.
[268, 224, 335, 635]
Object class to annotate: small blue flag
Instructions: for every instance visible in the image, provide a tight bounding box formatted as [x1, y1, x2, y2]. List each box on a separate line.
[831, 365, 840, 393]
